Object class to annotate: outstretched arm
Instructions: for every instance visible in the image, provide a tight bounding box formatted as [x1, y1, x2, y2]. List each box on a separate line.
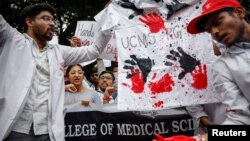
[61, 30, 111, 65]
[0, 15, 22, 48]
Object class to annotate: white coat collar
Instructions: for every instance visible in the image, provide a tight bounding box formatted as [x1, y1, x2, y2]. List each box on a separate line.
[23, 33, 53, 51]
[227, 42, 250, 54]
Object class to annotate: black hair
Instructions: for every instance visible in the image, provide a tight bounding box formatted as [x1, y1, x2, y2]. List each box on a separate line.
[99, 70, 115, 81]
[19, 3, 56, 30]
[197, 7, 235, 32]
[65, 64, 84, 77]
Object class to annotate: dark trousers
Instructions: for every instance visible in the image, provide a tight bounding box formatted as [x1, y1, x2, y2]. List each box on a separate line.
[4, 127, 50, 141]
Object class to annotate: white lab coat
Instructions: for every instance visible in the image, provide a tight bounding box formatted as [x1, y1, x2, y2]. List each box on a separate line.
[0, 15, 109, 141]
[211, 43, 250, 125]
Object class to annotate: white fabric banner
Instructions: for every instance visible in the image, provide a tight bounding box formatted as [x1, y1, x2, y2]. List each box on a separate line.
[95, 0, 220, 110]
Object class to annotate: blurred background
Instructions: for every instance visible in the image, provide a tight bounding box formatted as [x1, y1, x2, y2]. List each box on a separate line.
[0, 0, 109, 45]
[0, 0, 249, 46]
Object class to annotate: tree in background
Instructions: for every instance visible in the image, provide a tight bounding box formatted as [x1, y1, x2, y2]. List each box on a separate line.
[0, 0, 109, 45]
[1, 0, 249, 45]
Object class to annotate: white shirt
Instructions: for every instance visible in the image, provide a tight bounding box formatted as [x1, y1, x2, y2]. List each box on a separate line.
[13, 35, 50, 135]
[0, 14, 111, 141]
[211, 42, 250, 124]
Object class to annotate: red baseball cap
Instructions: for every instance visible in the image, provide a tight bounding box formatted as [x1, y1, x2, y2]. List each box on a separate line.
[187, 0, 241, 34]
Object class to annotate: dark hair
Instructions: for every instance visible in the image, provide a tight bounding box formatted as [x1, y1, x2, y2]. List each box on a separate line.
[20, 3, 56, 30]
[65, 64, 84, 76]
[99, 70, 115, 81]
[197, 7, 235, 32]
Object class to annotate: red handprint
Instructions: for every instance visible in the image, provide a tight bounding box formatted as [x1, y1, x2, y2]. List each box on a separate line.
[139, 12, 166, 33]
[148, 73, 174, 94]
[122, 55, 154, 94]
[122, 69, 145, 93]
[191, 64, 208, 90]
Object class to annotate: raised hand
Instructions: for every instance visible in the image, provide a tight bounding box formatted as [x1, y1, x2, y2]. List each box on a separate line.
[122, 55, 154, 93]
[118, 0, 143, 19]
[165, 47, 200, 79]
[190, 64, 208, 90]
[65, 84, 77, 93]
[69, 36, 81, 47]
[81, 99, 90, 106]
[139, 12, 165, 33]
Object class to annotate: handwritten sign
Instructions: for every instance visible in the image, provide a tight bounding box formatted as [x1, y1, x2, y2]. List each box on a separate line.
[75, 21, 118, 61]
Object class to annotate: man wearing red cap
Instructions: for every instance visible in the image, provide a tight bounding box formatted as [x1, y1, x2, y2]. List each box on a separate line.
[187, 0, 250, 126]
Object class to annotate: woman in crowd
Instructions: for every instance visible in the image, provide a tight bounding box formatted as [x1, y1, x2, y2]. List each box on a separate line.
[64, 64, 101, 107]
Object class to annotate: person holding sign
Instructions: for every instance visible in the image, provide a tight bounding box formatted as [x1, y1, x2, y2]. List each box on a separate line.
[0, 3, 111, 141]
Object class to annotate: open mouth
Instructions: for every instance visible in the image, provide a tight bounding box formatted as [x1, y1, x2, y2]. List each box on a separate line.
[73, 78, 81, 83]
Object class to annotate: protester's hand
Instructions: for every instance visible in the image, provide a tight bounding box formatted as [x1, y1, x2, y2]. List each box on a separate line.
[65, 84, 77, 93]
[69, 36, 81, 47]
[165, 47, 200, 79]
[81, 99, 90, 106]
[193, 133, 208, 141]
[105, 86, 116, 95]
[103, 86, 115, 104]
[139, 12, 165, 33]
[200, 116, 215, 127]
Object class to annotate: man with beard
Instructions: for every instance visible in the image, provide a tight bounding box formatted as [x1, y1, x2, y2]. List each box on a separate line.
[0, 3, 111, 141]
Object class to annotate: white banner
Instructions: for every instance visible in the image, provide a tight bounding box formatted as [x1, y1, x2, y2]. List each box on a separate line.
[95, 0, 220, 110]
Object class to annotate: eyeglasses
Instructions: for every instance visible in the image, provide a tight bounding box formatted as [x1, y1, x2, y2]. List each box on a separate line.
[100, 76, 113, 80]
[36, 15, 56, 24]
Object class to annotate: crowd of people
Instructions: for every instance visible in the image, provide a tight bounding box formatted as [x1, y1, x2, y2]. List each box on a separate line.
[64, 59, 118, 106]
[0, 0, 250, 141]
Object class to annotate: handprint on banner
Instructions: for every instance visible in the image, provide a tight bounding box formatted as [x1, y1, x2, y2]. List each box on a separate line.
[139, 13, 166, 33]
[191, 64, 208, 90]
[148, 73, 174, 94]
[164, 47, 208, 90]
[165, 47, 200, 79]
[165, 0, 189, 19]
[152, 0, 189, 19]
[118, 0, 143, 19]
[122, 55, 154, 93]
